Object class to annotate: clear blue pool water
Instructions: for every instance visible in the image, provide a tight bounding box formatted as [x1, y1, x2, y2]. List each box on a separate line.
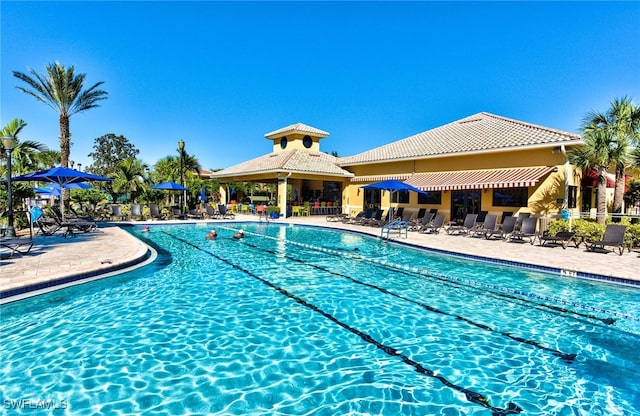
[1, 222, 639, 415]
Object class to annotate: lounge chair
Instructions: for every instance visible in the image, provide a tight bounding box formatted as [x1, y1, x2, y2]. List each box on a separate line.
[394, 207, 404, 220]
[408, 208, 427, 227]
[34, 216, 62, 236]
[446, 213, 478, 235]
[410, 212, 434, 232]
[110, 205, 127, 221]
[186, 208, 203, 219]
[469, 214, 498, 238]
[172, 208, 187, 220]
[485, 215, 517, 240]
[150, 203, 165, 220]
[351, 208, 375, 225]
[539, 231, 578, 249]
[1, 238, 34, 258]
[420, 214, 445, 234]
[514, 213, 531, 231]
[362, 209, 384, 226]
[509, 217, 537, 244]
[586, 224, 628, 256]
[217, 204, 235, 219]
[130, 203, 144, 221]
[366, 210, 391, 227]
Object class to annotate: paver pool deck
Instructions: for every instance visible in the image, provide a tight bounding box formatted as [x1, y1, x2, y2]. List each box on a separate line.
[1, 215, 638, 303]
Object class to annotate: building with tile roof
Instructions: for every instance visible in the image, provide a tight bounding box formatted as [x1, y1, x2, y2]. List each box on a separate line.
[212, 113, 585, 222]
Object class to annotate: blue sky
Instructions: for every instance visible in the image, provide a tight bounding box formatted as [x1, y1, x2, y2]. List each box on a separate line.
[2, 1, 639, 172]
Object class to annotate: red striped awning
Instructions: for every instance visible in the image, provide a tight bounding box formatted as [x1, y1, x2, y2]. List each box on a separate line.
[405, 166, 557, 191]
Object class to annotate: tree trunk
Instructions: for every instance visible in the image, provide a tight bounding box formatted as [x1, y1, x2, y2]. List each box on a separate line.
[596, 166, 608, 224]
[58, 113, 71, 220]
[613, 163, 625, 214]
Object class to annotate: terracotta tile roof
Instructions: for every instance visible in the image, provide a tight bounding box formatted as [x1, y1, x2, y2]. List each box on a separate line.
[265, 123, 329, 139]
[405, 166, 557, 191]
[213, 149, 353, 178]
[338, 112, 583, 166]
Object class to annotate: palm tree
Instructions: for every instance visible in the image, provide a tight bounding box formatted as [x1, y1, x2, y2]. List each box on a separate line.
[583, 97, 640, 214]
[13, 62, 108, 168]
[568, 123, 615, 224]
[111, 157, 148, 202]
[36, 149, 61, 169]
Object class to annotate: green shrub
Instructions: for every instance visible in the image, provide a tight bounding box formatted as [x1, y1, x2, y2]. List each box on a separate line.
[571, 218, 605, 241]
[546, 219, 570, 235]
[266, 206, 280, 215]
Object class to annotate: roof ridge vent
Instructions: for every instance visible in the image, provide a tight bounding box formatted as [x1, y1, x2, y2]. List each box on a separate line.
[458, 117, 483, 124]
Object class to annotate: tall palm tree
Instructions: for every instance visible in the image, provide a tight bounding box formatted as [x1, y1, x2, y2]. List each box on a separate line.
[584, 97, 640, 214]
[13, 62, 108, 168]
[568, 124, 615, 224]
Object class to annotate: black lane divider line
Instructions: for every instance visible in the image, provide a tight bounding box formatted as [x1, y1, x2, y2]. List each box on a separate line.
[375, 261, 616, 327]
[295, 240, 617, 326]
[162, 231, 523, 416]
[240, 241, 577, 364]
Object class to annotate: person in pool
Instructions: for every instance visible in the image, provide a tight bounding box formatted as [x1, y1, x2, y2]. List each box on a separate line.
[205, 229, 218, 239]
[233, 230, 245, 239]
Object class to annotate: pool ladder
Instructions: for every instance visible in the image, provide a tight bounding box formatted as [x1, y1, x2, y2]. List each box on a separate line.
[381, 220, 409, 240]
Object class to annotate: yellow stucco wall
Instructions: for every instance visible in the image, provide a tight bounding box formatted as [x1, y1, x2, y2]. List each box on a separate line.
[342, 147, 581, 221]
[270, 134, 321, 153]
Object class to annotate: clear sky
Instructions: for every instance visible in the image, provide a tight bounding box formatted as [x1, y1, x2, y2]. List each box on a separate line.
[1, 1, 639, 172]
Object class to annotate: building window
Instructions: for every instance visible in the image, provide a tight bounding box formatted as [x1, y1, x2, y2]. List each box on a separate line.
[392, 191, 410, 204]
[492, 187, 528, 207]
[280, 137, 288, 149]
[303, 135, 312, 148]
[418, 190, 442, 205]
[567, 185, 578, 209]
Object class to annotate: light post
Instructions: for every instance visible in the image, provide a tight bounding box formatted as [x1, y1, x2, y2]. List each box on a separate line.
[178, 139, 185, 213]
[2, 135, 17, 237]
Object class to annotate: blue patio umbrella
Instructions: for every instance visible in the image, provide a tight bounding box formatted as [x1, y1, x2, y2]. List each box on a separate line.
[13, 166, 111, 220]
[360, 180, 428, 216]
[151, 181, 188, 191]
[200, 187, 206, 202]
[359, 179, 428, 195]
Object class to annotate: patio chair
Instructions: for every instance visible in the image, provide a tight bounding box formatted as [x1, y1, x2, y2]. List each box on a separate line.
[172, 208, 186, 220]
[203, 203, 217, 219]
[150, 204, 165, 220]
[514, 212, 531, 231]
[1, 238, 34, 258]
[110, 205, 127, 221]
[586, 224, 628, 256]
[394, 207, 405, 220]
[350, 208, 375, 225]
[509, 217, 537, 244]
[410, 212, 434, 232]
[419, 214, 446, 234]
[33, 216, 62, 236]
[469, 214, 498, 238]
[186, 208, 203, 219]
[130, 203, 144, 221]
[408, 208, 427, 226]
[446, 213, 478, 235]
[485, 215, 517, 240]
[217, 204, 235, 219]
[539, 231, 578, 249]
[364, 209, 388, 227]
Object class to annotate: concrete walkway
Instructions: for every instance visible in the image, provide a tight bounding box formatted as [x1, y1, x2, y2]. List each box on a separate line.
[1, 215, 638, 303]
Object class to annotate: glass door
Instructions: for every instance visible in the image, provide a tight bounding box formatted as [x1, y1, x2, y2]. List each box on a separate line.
[450, 189, 481, 223]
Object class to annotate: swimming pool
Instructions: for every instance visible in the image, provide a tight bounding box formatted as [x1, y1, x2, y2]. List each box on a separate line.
[1, 223, 639, 415]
